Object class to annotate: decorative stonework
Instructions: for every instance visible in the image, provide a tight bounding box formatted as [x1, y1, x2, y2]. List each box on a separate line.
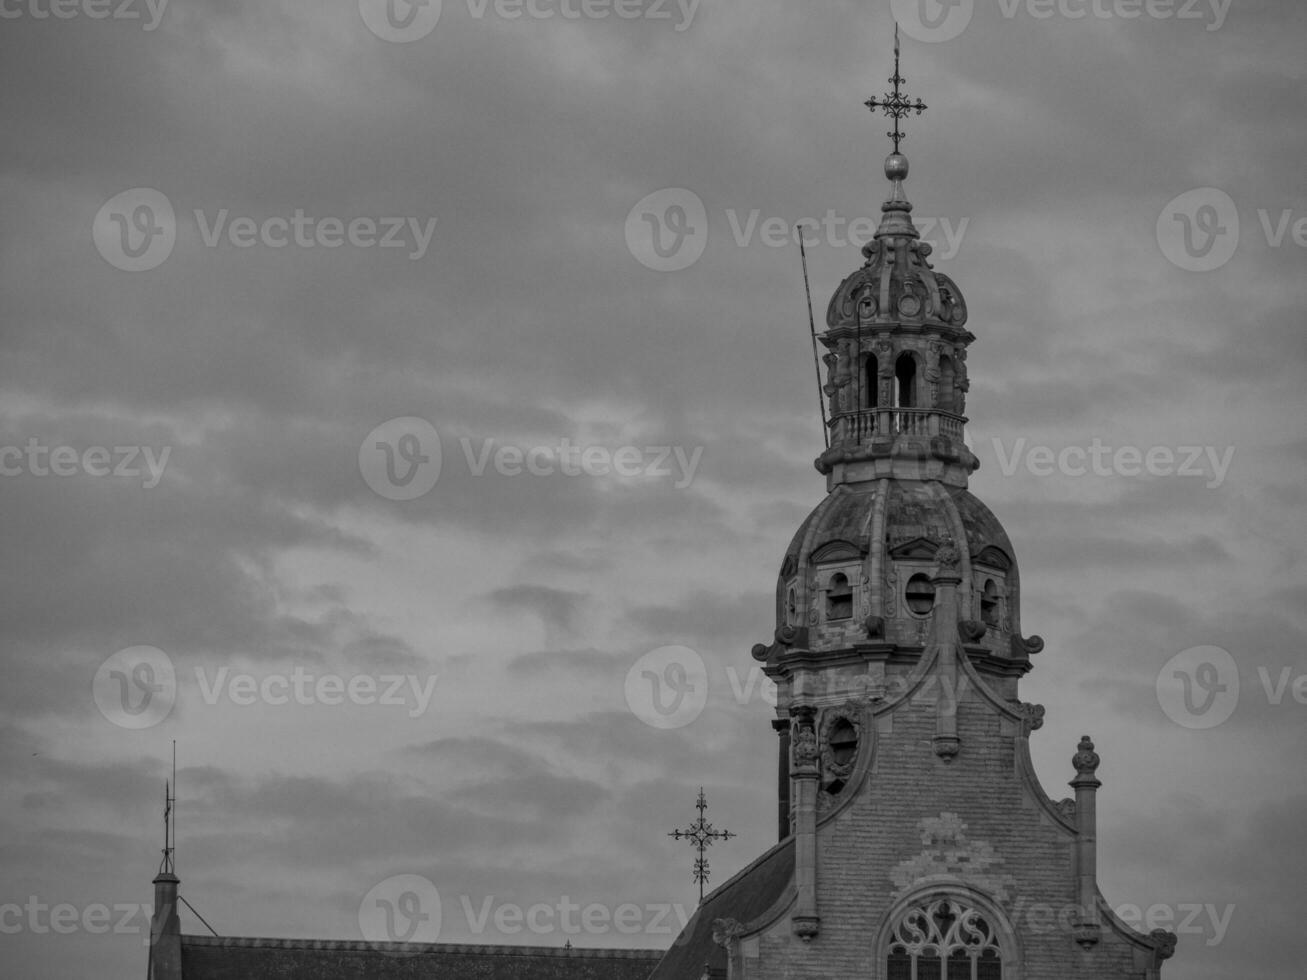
[1018, 702, 1046, 734]
[890, 813, 1017, 903]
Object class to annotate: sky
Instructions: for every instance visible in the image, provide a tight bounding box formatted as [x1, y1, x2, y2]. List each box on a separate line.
[0, 0, 1304, 977]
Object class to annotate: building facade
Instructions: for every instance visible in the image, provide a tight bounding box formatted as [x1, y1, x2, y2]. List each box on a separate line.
[646, 144, 1177, 980]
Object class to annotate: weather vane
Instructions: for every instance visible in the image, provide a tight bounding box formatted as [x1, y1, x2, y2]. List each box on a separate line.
[668, 788, 735, 904]
[864, 24, 928, 154]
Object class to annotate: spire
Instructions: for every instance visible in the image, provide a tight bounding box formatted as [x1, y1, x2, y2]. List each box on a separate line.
[865, 25, 929, 240]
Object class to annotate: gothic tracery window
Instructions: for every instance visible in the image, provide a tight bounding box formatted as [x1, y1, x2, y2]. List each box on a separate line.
[886, 899, 1003, 980]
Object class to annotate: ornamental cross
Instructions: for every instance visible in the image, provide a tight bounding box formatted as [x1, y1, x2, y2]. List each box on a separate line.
[864, 25, 928, 153]
[668, 787, 735, 904]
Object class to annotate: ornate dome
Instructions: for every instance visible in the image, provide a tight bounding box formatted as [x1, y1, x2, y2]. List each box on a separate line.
[761, 481, 1042, 671]
[826, 157, 968, 332]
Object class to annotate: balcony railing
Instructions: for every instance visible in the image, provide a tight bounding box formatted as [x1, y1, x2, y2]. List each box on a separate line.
[829, 408, 967, 444]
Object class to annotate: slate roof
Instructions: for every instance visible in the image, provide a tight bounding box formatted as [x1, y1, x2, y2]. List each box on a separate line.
[179, 935, 663, 979]
[647, 838, 795, 980]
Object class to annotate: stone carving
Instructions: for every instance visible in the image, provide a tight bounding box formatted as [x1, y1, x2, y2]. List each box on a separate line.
[1054, 798, 1077, 822]
[935, 541, 961, 572]
[1150, 929, 1179, 960]
[712, 918, 747, 949]
[890, 813, 1017, 903]
[792, 725, 819, 769]
[958, 620, 987, 643]
[1073, 735, 1100, 777]
[1019, 702, 1046, 733]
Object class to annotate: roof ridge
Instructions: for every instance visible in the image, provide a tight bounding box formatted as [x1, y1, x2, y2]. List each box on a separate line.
[180, 935, 664, 958]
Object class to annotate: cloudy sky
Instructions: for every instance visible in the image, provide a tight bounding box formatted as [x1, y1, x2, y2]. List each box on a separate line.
[1, 0, 1305, 977]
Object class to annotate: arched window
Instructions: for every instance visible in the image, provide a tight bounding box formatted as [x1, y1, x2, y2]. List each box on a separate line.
[896, 354, 917, 409]
[886, 899, 1003, 980]
[826, 573, 853, 621]
[980, 579, 1000, 628]
[786, 585, 798, 626]
[865, 354, 880, 409]
[939, 356, 957, 414]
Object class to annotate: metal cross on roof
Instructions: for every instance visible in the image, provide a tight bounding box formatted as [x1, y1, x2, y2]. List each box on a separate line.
[668, 787, 735, 904]
[864, 25, 928, 154]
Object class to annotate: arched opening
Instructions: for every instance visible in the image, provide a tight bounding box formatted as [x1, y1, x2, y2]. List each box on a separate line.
[896, 354, 917, 409]
[939, 356, 957, 414]
[865, 354, 880, 409]
[886, 899, 1004, 980]
[786, 585, 798, 626]
[826, 573, 853, 621]
[981, 579, 1000, 628]
[825, 718, 859, 796]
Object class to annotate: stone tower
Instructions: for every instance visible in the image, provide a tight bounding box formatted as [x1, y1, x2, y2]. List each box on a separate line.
[648, 63, 1178, 980]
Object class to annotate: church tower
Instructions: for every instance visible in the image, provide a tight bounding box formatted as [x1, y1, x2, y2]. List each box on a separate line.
[649, 35, 1177, 980]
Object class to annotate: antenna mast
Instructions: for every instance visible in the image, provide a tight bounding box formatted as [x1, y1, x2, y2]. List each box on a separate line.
[799, 233, 830, 450]
[159, 741, 176, 876]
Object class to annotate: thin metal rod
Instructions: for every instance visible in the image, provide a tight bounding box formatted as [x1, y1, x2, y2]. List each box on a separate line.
[180, 896, 220, 937]
[799, 233, 829, 449]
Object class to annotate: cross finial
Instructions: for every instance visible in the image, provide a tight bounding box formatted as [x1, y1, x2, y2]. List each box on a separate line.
[668, 787, 735, 904]
[864, 24, 928, 154]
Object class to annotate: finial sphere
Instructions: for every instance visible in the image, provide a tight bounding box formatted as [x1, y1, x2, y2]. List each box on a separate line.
[885, 152, 910, 182]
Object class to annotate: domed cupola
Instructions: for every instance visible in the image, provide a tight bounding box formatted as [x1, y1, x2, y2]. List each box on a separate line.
[826, 154, 969, 333]
[815, 155, 979, 489]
